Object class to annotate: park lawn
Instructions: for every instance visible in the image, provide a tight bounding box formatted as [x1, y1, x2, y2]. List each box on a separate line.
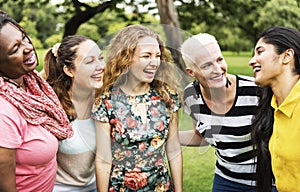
[35, 49, 253, 192]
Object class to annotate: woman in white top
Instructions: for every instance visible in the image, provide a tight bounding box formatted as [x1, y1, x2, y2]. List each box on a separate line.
[43, 35, 106, 192]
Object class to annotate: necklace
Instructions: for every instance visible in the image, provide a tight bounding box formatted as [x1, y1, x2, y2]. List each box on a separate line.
[0, 75, 24, 88]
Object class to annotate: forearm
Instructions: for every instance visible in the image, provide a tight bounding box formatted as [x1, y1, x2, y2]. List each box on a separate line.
[179, 130, 208, 146]
[0, 168, 17, 192]
[95, 121, 112, 192]
[0, 148, 17, 192]
[95, 160, 112, 192]
[167, 146, 182, 192]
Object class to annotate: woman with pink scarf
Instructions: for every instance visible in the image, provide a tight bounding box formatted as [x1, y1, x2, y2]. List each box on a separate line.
[0, 10, 73, 192]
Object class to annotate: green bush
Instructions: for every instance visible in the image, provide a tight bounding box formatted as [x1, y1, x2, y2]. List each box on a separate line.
[45, 34, 63, 48]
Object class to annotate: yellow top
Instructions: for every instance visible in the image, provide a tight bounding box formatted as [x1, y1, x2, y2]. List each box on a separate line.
[270, 79, 300, 192]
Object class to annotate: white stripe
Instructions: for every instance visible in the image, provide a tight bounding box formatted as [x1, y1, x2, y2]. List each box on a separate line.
[236, 96, 259, 106]
[217, 158, 255, 172]
[193, 114, 253, 127]
[214, 133, 251, 143]
[216, 145, 253, 157]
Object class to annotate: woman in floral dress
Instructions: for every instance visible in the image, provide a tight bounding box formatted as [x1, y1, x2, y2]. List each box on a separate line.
[92, 24, 182, 192]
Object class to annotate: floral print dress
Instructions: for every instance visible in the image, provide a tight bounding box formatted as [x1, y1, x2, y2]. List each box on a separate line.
[92, 87, 180, 192]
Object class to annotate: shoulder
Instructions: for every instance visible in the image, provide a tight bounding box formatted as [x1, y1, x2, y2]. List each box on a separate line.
[235, 75, 260, 90]
[0, 95, 22, 117]
[183, 81, 197, 100]
[0, 96, 26, 147]
[235, 75, 262, 97]
[236, 75, 255, 84]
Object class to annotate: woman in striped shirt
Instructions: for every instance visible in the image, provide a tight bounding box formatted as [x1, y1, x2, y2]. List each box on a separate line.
[179, 33, 277, 191]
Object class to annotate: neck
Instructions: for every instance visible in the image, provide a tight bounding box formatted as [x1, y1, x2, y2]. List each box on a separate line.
[0, 73, 25, 89]
[120, 82, 150, 96]
[271, 73, 300, 106]
[70, 87, 95, 120]
[201, 86, 227, 102]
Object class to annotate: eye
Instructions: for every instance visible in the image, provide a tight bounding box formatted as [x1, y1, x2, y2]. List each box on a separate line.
[98, 55, 104, 61]
[85, 57, 94, 64]
[142, 55, 150, 59]
[200, 62, 212, 69]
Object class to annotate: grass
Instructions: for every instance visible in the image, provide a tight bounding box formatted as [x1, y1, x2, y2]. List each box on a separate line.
[179, 112, 216, 192]
[35, 49, 253, 192]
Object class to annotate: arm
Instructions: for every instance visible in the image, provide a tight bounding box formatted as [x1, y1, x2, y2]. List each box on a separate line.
[179, 120, 209, 146]
[0, 147, 17, 192]
[166, 112, 182, 192]
[95, 121, 112, 192]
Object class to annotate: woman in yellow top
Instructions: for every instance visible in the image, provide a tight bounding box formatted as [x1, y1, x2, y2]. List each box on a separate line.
[249, 26, 300, 192]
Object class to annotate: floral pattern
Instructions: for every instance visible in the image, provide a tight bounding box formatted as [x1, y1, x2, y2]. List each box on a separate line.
[92, 87, 180, 191]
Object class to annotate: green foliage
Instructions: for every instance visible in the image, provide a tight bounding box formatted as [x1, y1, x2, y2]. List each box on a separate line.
[31, 37, 43, 49]
[1, 0, 298, 64]
[35, 49, 47, 72]
[19, 17, 38, 37]
[77, 23, 102, 43]
[254, 0, 300, 32]
[45, 34, 63, 48]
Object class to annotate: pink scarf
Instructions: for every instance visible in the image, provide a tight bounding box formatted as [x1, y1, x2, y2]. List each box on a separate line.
[0, 70, 73, 140]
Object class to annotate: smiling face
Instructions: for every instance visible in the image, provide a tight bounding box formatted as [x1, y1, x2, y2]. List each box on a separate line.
[70, 39, 106, 90]
[0, 23, 37, 79]
[187, 41, 227, 89]
[249, 38, 283, 87]
[127, 36, 161, 84]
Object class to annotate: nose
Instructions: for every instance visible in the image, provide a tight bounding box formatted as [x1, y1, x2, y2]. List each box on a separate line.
[22, 37, 34, 53]
[149, 56, 160, 66]
[212, 62, 222, 73]
[96, 60, 106, 70]
[249, 56, 256, 66]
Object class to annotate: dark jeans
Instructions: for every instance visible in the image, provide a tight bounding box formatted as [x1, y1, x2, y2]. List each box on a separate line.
[212, 174, 278, 192]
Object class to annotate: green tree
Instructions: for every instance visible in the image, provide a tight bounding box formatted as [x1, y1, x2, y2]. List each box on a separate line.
[254, 0, 300, 33]
[77, 23, 102, 43]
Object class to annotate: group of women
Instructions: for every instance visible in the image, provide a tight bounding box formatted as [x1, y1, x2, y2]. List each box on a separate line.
[0, 9, 299, 192]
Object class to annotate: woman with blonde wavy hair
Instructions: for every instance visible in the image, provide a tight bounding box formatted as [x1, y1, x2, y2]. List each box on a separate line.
[92, 24, 182, 192]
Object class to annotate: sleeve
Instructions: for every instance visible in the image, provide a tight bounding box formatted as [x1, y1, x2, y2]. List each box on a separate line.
[91, 94, 110, 123]
[169, 92, 181, 113]
[0, 96, 24, 148]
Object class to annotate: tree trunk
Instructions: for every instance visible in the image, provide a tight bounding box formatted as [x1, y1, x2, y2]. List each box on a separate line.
[156, 0, 186, 72]
[63, 0, 117, 38]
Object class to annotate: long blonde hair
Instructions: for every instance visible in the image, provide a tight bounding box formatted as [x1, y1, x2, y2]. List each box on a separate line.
[100, 24, 181, 106]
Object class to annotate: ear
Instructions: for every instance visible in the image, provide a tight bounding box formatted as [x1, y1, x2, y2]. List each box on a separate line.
[282, 48, 294, 65]
[186, 68, 195, 78]
[63, 65, 74, 78]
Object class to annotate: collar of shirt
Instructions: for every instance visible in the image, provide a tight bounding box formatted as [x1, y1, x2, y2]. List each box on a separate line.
[271, 79, 300, 118]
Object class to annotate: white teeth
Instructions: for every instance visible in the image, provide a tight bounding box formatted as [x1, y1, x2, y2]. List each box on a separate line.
[253, 67, 261, 72]
[144, 70, 155, 74]
[211, 75, 222, 80]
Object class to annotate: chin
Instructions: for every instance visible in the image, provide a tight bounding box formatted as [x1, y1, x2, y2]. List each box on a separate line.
[89, 80, 102, 89]
[254, 78, 264, 86]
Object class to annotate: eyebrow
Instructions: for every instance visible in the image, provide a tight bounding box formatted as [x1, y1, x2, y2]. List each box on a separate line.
[255, 46, 263, 51]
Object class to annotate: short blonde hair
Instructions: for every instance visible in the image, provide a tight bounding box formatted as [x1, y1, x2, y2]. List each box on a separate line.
[181, 33, 218, 69]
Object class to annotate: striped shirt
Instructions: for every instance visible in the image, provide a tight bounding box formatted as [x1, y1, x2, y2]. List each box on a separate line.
[183, 75, 259, 186]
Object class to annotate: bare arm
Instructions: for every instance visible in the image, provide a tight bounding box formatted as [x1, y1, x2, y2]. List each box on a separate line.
[166, 112, 182, 192]
[0, 147, 17, 192]
[179, 120, 209, 146]
[95, 121, 112, 192]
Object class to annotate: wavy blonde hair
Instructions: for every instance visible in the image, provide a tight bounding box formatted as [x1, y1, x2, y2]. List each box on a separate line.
[100, 24, 181, 106]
